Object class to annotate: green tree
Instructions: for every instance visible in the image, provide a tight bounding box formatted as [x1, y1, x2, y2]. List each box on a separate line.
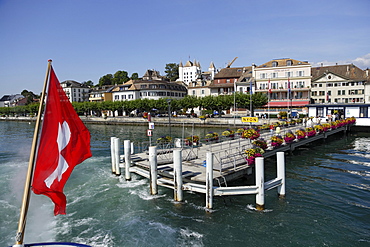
[101, 101, 116, 117]
[113, 70, 130, 85]
[199, 95, 217, 113]
[82, 80, 94, 88]
[131, 73, 139, 80]
[164, 63, 179, 81]
[235, 92, 250, 109]
[122, 100, 137, 116]
[26, 103, 39, 116]
[89, 102, 102, 117]
[178, 96, 199, 113]
[98, 74, 113, 87]
[72, 102, 85, 115]
[152, 98, 167, 113]
[251, 92, 268, 115]
[21, 89, 38, 105]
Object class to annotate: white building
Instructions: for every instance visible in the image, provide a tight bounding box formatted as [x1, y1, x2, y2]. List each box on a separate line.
[178, 60, 217, 86]
[253, 58, 312, 114]
[311, 64, 369, 104]
[60, 80, 91, 102]
[178, 60, 201, 85]
[111, 80, 187, 101]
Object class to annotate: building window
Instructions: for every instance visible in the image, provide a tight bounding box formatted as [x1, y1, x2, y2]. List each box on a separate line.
[201, 89, 205, 95]
[286, 72, 292, 78]
[272, 72, 278, 78]
[272, 61, 278, 67]
[287, 60, 292, 66]
[297, 71, 304, 77]
[317, 107, 324, 117]
[192, 90, 195, 95]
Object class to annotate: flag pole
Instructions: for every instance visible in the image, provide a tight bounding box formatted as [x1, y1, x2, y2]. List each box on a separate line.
[14, 60, 52, 246]
[268, 79, 270, 124]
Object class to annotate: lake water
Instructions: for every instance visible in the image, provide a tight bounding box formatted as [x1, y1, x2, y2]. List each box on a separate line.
[1, 121, 369, 246]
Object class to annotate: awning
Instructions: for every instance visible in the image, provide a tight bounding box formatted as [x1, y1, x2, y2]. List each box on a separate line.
[264, 100, 310, 107]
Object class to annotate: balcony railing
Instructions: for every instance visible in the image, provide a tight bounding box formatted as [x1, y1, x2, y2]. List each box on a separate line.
[256, 86, 310, 92]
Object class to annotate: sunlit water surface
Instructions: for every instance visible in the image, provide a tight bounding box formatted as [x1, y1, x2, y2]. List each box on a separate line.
[1, 121, 369, 246]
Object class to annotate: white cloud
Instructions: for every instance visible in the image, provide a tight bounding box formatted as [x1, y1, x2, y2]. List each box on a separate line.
[351, 53, 370, 69]
[313, 53, 370, 69]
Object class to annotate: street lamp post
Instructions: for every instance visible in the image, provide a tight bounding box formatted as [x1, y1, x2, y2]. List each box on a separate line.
[166, 99, 172, 137]
[324, 72, 328, 104]
[233, 82, 236, 126]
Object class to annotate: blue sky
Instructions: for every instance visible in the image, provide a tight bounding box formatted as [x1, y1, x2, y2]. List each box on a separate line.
[1, 0, 369, 96]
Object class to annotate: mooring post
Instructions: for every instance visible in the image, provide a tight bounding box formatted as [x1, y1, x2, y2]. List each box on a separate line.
[277, 152, 286, 197]
[255, 157, 265, 210]
[173, 149, 183, 202]
[124, 140, 131, 181]
[110, 137, 116, 174]
[114, 138, 121, 176]
[206, 152, 214, 209]
[131, 142, 134, 154]
[149, 146, 158, 195]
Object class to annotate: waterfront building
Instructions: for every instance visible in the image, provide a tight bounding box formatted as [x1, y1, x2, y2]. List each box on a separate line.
[88, 85, 114, 102]
[235, 66, 254, 93]
[209, 66, 246, 96]
[178, 60, 217, 86]
[253, 58, 311, 115]
[111, 70, 187, 101]
[0, 94, 25, 107]
[178, 60, 201, 86]
[188, 80, 212, 98]
[142, 69, 166, 81]
[60, 80, 91, 102]
[310, 64, 370, 104]
[307, 103, 370, 127]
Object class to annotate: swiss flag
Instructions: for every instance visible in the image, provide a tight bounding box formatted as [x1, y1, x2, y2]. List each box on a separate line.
[32, 66, 92, 215]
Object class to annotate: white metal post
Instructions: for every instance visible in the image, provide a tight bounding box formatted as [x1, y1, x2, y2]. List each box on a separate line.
[255, 157, 265, 210]
[124, 140, 131, 181]
[206, 152, 214, 209]
[114, 138, 121, 176]
[149, 146, 158, 195]
[173, 149, 183, 201]
[277, 152, 286, 197]
[131, 142, 134, 155]
[110, 137, 116, 174]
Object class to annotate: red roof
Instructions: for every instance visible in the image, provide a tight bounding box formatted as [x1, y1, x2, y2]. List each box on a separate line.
[265, 100, 310, 107]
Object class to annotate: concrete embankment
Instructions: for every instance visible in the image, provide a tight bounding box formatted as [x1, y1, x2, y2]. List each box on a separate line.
[1, 116, 368, 130]
[0, 116, 263, 128]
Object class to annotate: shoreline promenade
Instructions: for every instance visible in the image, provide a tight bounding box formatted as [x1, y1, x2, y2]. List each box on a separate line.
[0, 115, 269, 127]
[2, 115, 369, 130]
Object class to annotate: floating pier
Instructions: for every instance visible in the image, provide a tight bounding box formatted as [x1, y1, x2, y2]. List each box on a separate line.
[110, 122, 352, 210]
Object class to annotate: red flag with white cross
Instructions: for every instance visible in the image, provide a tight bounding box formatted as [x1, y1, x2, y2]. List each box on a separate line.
[32, 66, 92, 215]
